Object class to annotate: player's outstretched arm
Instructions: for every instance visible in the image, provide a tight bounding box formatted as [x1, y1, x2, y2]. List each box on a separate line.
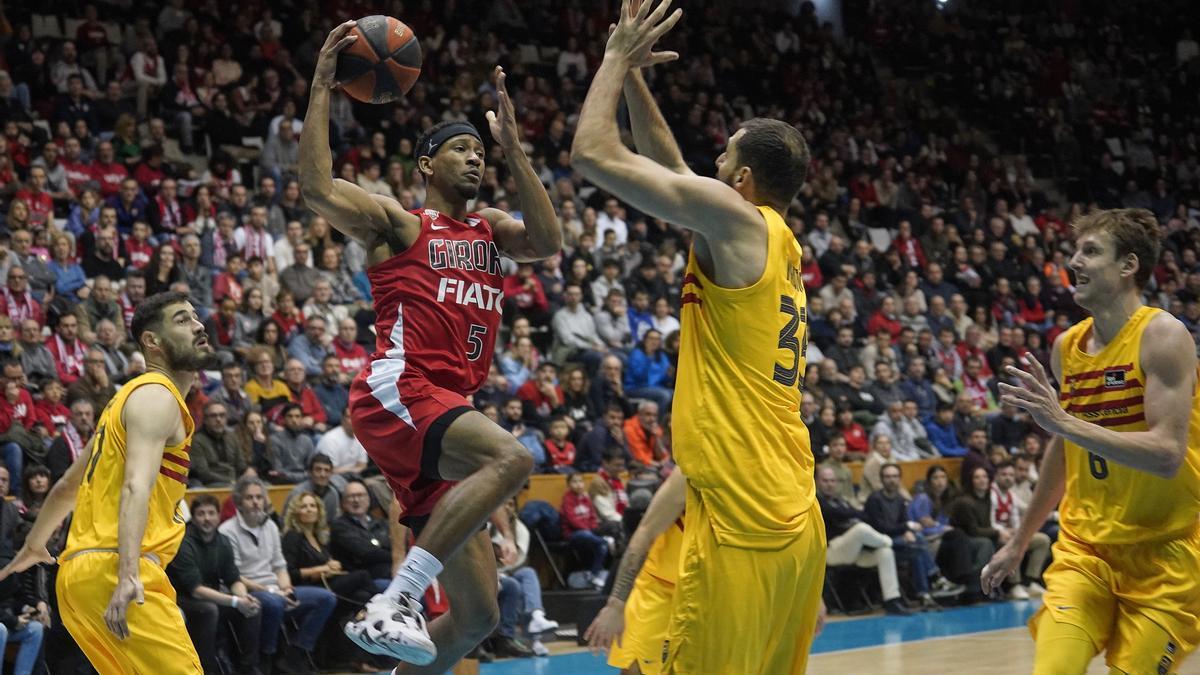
[0, 436, 95, 581]
[105, 385, 179, 640]
[300, 21, 418, 247]
[481, 66, 561, 262]
[623, 68, 693, 176]
[573, 0, 761, 243]
[1000, 313, 1194, 478]
[584, 467, 687, 653]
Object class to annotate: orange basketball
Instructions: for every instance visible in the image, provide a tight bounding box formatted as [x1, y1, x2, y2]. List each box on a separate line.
[334, 15, 422, 104]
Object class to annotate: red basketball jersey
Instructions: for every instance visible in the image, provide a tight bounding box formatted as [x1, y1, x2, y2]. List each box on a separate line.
[365, 209, 505, 395]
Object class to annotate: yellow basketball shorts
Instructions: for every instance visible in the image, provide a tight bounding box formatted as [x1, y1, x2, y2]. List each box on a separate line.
[57, 552, 202, 675]
[608, 572, 676, 674]
[1029, 526, 1200, 674]
[662, 498, 826, 675]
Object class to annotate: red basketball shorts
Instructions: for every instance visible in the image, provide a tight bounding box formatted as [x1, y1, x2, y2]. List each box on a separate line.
[349, 359, 473, 522]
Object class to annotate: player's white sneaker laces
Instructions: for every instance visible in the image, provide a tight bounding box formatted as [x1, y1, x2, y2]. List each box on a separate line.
[345, 593, 436, 665]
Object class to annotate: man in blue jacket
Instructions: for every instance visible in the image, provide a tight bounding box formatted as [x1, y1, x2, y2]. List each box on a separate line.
[924, 401, 967, 457]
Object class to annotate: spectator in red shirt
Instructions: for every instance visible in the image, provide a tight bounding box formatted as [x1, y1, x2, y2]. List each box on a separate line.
[0, 374, 39, 432]
[836, 406, 870, 460]
[212, 253, 245, 304]
[281, 357, 327, 433]
[595, 450, 629, 516]
[34, 378, 70, 436]
[955, 325, 992, 377]
[271, 290, 304, 343]
[516, 362, 563, 422]
[502, 262, 549, 325]
[14, 165, 54, 228]
[559, 472, 609, 589]
[889, 219, 926, 269]
[132, 145, 167, 191]
[124, 219, 155, 270]
[0, 266, 43, 327]
[332, 317, 368, 376]
[866, 296, 903, 343]
[543, 416, 576, 473]
[151, 177, 188, 237]
[45, 313, 87, 385]
[60, 136, 96, 195]
[89, 140, 128, 198]
[1018, 275, 1050, 330]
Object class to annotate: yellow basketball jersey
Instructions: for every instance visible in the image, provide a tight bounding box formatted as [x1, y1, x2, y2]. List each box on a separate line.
[672, 205, 814, 549]
[1056, 306, 1200, 543]
[63, 372, 195, 565]
[643, 518, 685, 586]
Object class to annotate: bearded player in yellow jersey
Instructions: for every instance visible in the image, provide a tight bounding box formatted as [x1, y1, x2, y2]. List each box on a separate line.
[981, 209, 1200, 675]
[0, 291, 221, 674]
[573, 1, 825, 672]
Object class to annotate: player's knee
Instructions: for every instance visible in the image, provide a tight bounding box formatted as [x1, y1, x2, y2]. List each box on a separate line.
[495, 442, 535, 483]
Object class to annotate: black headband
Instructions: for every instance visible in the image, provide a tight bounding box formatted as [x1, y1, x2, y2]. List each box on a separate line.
[417, 123, 482, 160]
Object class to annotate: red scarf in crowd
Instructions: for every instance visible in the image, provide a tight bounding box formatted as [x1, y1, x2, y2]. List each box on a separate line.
[1, 287, 36, 324]
[54, 334, 86, 379]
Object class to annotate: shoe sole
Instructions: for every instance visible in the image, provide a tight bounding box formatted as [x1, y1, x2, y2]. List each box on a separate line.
[344, 621, 436, 665]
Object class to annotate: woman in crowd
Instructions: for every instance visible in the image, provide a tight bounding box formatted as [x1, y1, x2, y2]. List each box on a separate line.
[237, 286, 268, 340]
[649, 297, 680, 337]
[145, 242, 184, 296]
[559, 365, 597, 439]
[236, 409, 271, 475]
[48, 233, 87, 303]
[17, 464, 51, 521]
[281, 492, 379, 672]
[255, 319, 289, 372]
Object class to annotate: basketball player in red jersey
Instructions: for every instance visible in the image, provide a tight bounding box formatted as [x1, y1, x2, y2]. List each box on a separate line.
[299, 22, 561, 670]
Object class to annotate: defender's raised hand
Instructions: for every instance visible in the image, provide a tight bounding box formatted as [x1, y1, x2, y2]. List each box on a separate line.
[606, 0, 683, 68]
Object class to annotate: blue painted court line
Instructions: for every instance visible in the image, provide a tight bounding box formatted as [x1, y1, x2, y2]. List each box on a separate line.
[477, 600, 1042, 674]
[811, 599, 1041, 653]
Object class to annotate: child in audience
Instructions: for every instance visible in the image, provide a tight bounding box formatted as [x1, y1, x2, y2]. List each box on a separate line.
[560, 472, 610, 590]
[544, 415, 576, 473]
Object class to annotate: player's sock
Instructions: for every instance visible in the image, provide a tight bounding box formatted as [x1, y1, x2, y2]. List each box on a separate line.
[385, 546, 444, 602]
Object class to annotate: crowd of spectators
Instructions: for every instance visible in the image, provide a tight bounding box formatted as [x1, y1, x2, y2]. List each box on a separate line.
[0, 0, 1199, 669]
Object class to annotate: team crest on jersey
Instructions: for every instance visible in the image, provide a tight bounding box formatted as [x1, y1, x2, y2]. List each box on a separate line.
[424, 209, 440, 219]
[1104, 370, 1126, 388]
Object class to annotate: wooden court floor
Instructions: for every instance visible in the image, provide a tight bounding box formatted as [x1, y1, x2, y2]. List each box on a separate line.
[807, 627, 1200, 674]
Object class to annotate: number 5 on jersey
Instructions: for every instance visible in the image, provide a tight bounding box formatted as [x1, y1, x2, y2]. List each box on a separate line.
[466, 324, 488, 361]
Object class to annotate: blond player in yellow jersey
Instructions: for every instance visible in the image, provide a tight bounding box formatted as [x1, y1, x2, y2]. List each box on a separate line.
[981, 209, 1200, 675]
[0, 291, 221, 674]
[573, 1, 825, 671]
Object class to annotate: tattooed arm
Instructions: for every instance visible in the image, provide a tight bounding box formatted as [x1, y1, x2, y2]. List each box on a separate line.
[584, 468, 687, 652]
